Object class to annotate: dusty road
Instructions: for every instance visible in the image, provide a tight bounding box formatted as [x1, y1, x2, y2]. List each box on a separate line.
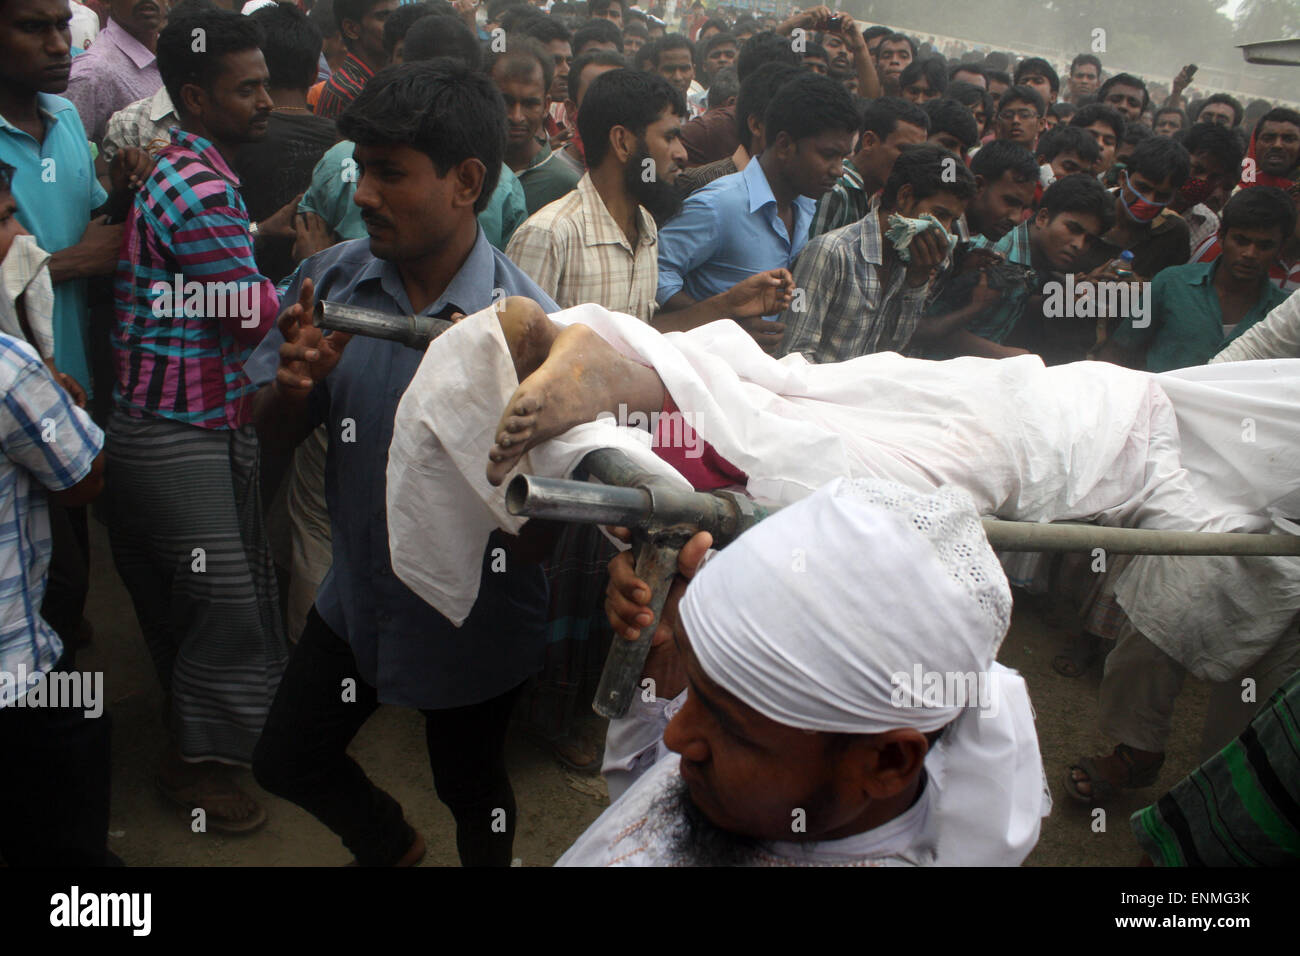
[80, 521, 1211, 867]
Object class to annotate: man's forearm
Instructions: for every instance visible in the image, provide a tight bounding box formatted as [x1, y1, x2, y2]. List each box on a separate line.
[652, 288, 742, 333]
[854, 47, 881, 99]
[650, 289, 700, 326]
[48, 245, 99, 284]
[912, 302, 982, 343]
[937, 328, 1020, 359]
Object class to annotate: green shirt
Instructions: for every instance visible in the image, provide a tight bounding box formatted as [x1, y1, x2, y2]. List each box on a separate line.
[300, 140, 528, 251]
[515, 141, 581, 216]
[1111, 259, 1292, 372]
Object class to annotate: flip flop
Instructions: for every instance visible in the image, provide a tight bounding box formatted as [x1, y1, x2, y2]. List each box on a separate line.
[156, 772, 268, 835]
[1065, 744, 1164, 805]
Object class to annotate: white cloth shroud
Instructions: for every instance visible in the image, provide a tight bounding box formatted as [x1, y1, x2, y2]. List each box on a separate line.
[387, 303, 1300, 679]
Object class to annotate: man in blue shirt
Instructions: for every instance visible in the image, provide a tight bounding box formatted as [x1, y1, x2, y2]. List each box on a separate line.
[0, 0, 152, 401]
[655, 71, 857, 349]
[249, 60, 557, 868]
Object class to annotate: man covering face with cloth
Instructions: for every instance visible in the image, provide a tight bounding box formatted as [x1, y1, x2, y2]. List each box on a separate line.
[557, 477, 1050, 867]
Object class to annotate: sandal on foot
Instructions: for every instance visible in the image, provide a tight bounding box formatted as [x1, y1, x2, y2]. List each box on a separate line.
[1052, 633, 1103, 679]
[1065, 744, 1164, 805]
[156, 768, 268, 835]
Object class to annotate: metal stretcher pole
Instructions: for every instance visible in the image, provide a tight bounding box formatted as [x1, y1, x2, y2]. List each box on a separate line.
[508, 453, 1300, 718]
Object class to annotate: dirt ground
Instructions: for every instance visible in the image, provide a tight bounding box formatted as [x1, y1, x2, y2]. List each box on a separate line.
[81, 520, 1211, 867]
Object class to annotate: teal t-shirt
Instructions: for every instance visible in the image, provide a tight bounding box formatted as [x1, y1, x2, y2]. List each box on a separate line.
[0, 94, 108, 394]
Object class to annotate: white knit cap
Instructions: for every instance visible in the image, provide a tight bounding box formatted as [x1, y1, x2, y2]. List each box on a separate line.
[677, 477, 1012, 733]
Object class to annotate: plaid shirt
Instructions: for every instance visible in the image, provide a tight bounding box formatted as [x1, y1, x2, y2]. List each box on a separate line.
[778, 209, 931, 362]
[314, 53, 373, 121]
[0, 334, 103, 707]
[506, 173, 659, 320]
[809, 159, 874, 240]
[100, 85, 176, 165]
[962, 220, 1035, 344]
[112, 128, 278, 429]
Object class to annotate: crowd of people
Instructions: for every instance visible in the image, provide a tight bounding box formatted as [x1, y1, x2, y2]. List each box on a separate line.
[2, 0, 1299, 868]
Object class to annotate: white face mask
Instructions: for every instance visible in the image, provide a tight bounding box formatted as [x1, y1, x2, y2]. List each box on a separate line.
[0, 233, 56, 361]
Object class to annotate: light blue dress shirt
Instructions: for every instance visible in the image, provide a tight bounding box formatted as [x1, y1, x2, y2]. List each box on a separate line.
[655, 157, 816, 317]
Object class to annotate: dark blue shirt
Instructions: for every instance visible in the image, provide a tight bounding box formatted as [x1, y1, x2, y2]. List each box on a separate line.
[247, 230, 560, 709]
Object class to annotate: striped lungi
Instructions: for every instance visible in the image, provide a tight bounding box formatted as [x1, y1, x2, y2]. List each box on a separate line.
[104, 410, 287, 764]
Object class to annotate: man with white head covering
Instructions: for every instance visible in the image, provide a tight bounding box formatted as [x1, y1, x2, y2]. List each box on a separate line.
[556, 477, 1050, 866]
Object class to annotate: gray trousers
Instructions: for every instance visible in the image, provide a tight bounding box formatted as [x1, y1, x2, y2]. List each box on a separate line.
[1098, 616, 1300, 762]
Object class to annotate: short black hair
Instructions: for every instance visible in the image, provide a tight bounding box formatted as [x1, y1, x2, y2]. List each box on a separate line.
[732, 15, 759, 36]
[984, 69, 1011, 89]
[970, 139, 1039, 183]
[1121, 119, 1153, 148]
[1098, 73, 1149, 113]
[946, 80, 993, 118]
[1153, 106, 1188, 131]
[1220, 186, 1296, 241]
[1178, 121, 1245, 180]
[1070, 102, 1125, 142]
[736, 31, 800, 83]
[802, 41, 829, 66]
[568, 48, 627, 102]
[1125, 134, 1190, 188]
[949, 61, 984, 82]
[572, 17, 623, 54]
[881, 143, 976, 207]
[876, 32, 916, 58]
[1035, 124, 1100, 164]
[983, 51, 1010, 72]
[861, 96, 929, 139]
[337, 59, 504, 214]
[700, 30, 737, 62]
[486, 35, 554, 96]
[998, 84, 1045, 117]
[862, 24, 892, 45]
[707, 65, 738, 110]
[1254, 107, 1300, 141]
[157, 8, 265, 117]
[499, 4, 545, 34]
[251, 2, 321, 91]
[734, 61, 801, 150]
[1040, 172, 1115, 231]
[589, 0, 627, 16]
[381, 1, 438, 57]
[1069, 53, 1101, 75]
[763, 71, 858, 148]
[900, 56, 947, 97]
[579, 68, 686, 168]
[1197, 92, 1243, 127]
[403, 13, 482, 69]
[308, 0, 339, 38]
[623, 19, 649, 40]
[648, 32, 692, 66]
[1014, 56, 1059, 95]
[922, 97, 977, 149]
[334, 0, 391, 46]
[520, 15, 572, 46]
[1049, 101, 1076, 123]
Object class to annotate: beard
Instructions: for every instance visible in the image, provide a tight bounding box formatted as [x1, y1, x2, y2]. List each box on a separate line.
[624, 143, 683, 225]
[647, 774, 764, 867]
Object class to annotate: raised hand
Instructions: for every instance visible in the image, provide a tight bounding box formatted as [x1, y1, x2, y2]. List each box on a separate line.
[274, 277, 352, 397]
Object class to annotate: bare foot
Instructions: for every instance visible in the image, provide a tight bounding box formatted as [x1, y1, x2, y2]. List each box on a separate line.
[496, 296, 559, 381]
[486, 310, 664, 486]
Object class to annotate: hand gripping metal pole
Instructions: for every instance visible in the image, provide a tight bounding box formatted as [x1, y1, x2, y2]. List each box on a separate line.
[506, 449, 775, 719]
[313, 300, 454, 350]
